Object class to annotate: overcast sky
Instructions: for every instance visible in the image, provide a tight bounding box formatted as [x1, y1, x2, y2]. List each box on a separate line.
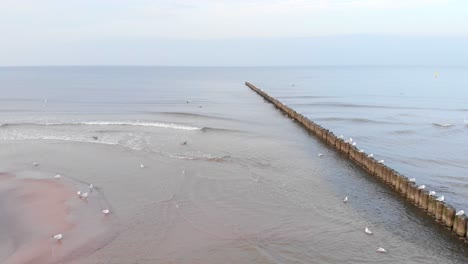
[1, 0, 467, 66]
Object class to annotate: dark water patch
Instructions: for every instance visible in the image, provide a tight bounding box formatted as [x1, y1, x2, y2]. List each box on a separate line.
[276, 95, 342, 99]
[389, 129, 416, 135]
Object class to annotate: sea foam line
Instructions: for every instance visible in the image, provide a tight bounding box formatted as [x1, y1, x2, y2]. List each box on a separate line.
[0, 121, 201, 131]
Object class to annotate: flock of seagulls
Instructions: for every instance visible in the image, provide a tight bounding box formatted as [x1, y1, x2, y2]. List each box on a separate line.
[321, 135, 461, 254]
[29, 162, 114, 243]
[342, 193, 386, 252]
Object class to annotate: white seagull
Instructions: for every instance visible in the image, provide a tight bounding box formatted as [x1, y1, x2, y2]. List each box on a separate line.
[32, 162, 39, 166]
[79, 192, 89, 199]
[409, 178, 416, 182]
[54, 174, 62, 179]
[367, 154, 374, 158]
[89, 184, 94, 192]
[352, 142, 357, 146]
[140, 164, 145, 168]
[365, 227, 373, 235]
[377, 247, 387, 253]
[343, 196, 348, 203]
[377, 160, 384, 164]
[436, 196, 444, 202]
[339, 135, 344, 139]
[52, 234, 63, 241]
[359, 149, 364, 153]
[429, 191, 436, 196]
[102, 209, 111, 215]
[456, 210, 465, 216]
[318, 153, 324, 157]
[417, 185, 425, 190]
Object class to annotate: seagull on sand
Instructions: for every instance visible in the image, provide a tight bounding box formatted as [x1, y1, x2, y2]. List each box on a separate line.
[54, 174, 62, 179]
[318, 153, 323, 157]
[140, 164, 145, 168]
[417, 185, 425, 190]
[102, 209, 111, 215]
[378, 160, 384, 164]
[343, 196, 348, 203]
[429, 191, 436, 196]
[409, 178, 416, 182]
[78, 192, 89, 199]
[377, 247, 387, 253]
[367, 154, 374, 158]
[52, 234, 63, 241]
[436, 196, 444, 202]
[365, 227, 373, 235]
[456, 210, 465, 216]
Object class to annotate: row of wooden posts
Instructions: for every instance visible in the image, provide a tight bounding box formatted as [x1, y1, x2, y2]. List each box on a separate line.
[245, 81, 468, 241]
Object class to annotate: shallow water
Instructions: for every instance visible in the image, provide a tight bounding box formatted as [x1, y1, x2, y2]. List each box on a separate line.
[0, 66, 467, 263]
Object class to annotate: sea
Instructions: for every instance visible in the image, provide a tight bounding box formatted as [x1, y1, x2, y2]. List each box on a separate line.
[0, 66, 467, 263]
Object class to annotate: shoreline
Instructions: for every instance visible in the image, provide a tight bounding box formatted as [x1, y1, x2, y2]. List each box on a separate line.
[0, 173, 117, 264]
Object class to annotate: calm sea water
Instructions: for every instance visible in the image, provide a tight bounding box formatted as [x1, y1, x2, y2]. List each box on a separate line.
[0, 66, 467, 263]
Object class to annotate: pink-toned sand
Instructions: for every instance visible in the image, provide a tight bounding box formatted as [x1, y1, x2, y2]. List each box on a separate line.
[0, 173, 117, 264]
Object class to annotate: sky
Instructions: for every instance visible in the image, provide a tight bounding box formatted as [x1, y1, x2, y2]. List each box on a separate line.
[1, 0, 467, 66]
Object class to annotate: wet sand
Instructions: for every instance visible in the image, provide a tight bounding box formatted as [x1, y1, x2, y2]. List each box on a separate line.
[0, 173, 117, 264]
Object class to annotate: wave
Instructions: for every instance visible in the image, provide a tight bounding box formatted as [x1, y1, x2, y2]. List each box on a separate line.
[432, 123, 454, 128]
[288, 102, 457, 111]
[0, 121, 202, 131]
[314, 117, 402, 125]
[153, 112, 238, 122]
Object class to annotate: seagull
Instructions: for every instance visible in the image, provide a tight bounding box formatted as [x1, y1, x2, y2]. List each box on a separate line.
[80, 192, 89, 199]
[77, 191, 82, 197]
[89, 184, 94, 192]
[429, 191, 436, 196]
[54, 174, 62, 179]
[52, 234, 63, 241]
[102, 209, 111, 215]
[417, 185, 425, 190]
[367, 154, 374, 158]
[343, 196, 348, 203]
[338, 135, 344, 139]
[365, 227, 373, 235]
[318, 153, 323, 157]
[352, 142, 357, 146]
[436, 196, 444, 202]
[359, 149, 364, 153]
[409, 178, 416, 182]
[378, 160, 384, 164]
[377, 247, 387, 253]
[32, 162, 39, 166]
[140, 164, 145, 168]
[456, 210, 465, 216]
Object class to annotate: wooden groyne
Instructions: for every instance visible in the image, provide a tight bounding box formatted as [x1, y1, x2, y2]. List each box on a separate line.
[245, 81, 468, 242]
